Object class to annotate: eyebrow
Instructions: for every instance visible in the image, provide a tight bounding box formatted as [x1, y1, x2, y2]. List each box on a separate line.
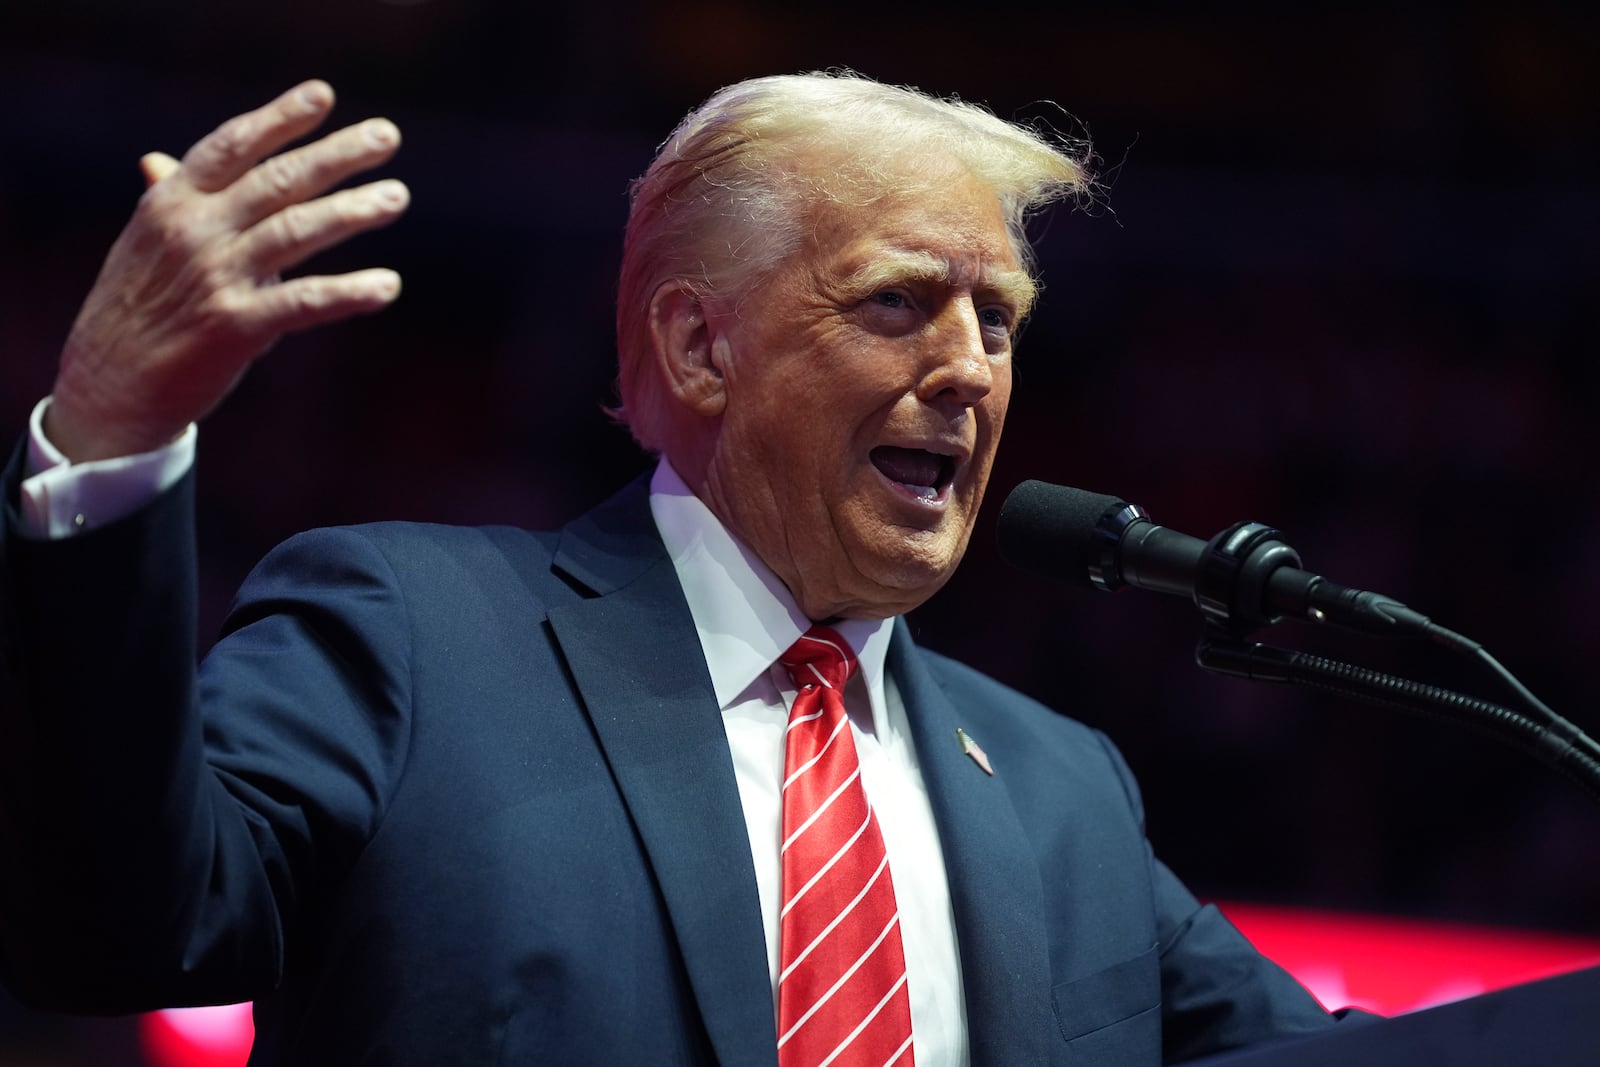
[834, 252, 1038, 320]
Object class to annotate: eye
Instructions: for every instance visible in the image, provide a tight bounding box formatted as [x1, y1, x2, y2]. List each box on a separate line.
[855, 289, 921, 336]
[977, 305, 1016, 337]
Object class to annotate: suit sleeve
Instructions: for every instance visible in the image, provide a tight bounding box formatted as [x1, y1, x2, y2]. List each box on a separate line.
[0, 455, 413, 1013]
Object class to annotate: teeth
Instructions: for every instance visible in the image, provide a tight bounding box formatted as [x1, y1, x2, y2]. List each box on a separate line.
[907, 484, 938, 500]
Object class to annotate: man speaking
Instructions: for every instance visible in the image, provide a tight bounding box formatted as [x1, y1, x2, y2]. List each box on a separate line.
[1, 72, 1345, 1064]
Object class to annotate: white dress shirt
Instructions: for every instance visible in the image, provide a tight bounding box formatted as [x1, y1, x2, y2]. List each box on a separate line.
[19, 402, 970, 1063]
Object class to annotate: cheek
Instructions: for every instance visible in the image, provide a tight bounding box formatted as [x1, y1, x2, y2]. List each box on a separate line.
[977, 387, 1011, 449]
[989, 359, 1014, 413]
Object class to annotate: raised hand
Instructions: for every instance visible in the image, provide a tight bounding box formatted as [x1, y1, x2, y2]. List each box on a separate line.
[46, 80, 410, 462]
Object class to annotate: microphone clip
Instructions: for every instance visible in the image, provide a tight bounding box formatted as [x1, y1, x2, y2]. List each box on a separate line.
[1193, 521, 1304, 635]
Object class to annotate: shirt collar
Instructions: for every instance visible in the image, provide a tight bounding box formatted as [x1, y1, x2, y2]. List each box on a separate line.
[648, 458, 893, 724]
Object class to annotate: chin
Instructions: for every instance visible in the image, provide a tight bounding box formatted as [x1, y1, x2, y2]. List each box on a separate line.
[853, 539, 965, 612]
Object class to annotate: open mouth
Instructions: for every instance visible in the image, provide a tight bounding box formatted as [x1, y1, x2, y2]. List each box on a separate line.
[869, 446, 956, 502]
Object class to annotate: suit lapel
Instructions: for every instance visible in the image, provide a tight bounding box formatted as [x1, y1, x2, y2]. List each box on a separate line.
[890, 621, 1056, 1067]
[547, 480, 776, 1067]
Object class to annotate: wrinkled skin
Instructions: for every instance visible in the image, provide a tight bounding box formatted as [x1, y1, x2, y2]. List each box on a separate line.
[48, 80, 409, 462]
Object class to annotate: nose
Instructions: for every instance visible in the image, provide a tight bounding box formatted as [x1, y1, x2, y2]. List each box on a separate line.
[916, 299, 996, 411]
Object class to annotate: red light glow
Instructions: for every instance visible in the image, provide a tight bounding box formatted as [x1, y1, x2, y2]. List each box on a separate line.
[139, 1002, 254, 1067]
[1218, 901, 1600, 1016]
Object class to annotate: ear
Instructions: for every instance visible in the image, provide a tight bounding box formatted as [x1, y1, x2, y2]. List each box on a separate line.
[648, 282, 727, 418]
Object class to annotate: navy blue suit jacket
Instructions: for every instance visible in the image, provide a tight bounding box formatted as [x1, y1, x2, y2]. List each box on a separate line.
[0, 468, 1339, 1064]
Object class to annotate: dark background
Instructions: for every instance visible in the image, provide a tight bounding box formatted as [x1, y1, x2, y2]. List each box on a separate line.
[3, 1, 1597, 1061]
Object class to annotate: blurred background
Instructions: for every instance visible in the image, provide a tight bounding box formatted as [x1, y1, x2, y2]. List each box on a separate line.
[3, 1, 1597, 1062]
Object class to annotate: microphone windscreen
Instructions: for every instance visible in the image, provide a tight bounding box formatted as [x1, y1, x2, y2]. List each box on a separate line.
[996, 481, 1126, 587]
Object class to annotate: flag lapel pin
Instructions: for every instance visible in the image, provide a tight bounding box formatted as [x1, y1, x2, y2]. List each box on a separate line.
[956, 727, 994, 776]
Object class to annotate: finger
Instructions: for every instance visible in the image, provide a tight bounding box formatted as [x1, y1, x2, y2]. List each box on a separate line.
[225, 117, 401, 229]
[182, 79, 337, 194]
[234, 178, 410, 279]
[140, 152, 181, 187]
[237, 269, 404, 339]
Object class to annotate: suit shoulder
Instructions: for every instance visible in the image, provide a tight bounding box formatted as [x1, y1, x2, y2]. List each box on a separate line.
[912, 643, 1112, 754]
[908, 640, 1149, 825]
[272, 520, 558, 568]
[243, 520, 569, 608]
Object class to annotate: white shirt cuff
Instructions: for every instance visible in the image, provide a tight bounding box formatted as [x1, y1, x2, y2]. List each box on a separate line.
[19, 397, 197, 539]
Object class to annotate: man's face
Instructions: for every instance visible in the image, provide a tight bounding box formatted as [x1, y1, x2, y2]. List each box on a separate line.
[696, 167, 1032, 621]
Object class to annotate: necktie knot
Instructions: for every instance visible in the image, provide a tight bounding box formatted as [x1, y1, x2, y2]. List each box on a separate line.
[779, 625, 857, 695]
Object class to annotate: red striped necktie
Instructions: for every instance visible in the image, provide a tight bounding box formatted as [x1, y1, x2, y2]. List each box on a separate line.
[775, 625, 915, 1067]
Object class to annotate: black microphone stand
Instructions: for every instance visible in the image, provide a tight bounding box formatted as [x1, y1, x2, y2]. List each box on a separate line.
[997, 483, 1600, 804]
[1176, 518, 1600, 803]
[1195, 636, 1600, 804]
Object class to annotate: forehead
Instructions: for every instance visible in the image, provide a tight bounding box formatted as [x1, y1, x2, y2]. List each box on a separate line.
[801, 170, 1023, 289]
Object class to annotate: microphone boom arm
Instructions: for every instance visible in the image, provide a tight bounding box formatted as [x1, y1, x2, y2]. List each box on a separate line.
[1196, 637, 1600, 804]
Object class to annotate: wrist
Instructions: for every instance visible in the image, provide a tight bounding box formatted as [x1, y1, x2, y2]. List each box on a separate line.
[47, 366, 182, 464]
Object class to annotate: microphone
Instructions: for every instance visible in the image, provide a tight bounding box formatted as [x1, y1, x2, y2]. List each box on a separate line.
[996, 480, 1435, 639]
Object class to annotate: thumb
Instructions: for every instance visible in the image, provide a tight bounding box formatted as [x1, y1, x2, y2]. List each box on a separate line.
[139, 151, 181, 187]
